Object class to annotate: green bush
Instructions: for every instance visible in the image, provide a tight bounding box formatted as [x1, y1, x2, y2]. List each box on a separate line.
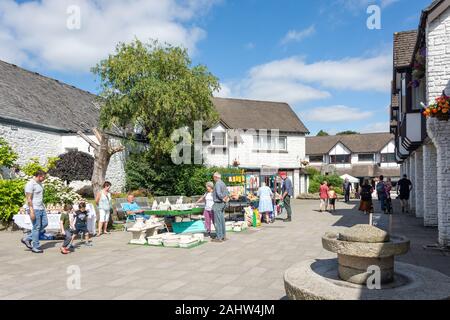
[125, 153, 243, 196]
[308, 173, 344, 194]
[0, 137, 18, 170]
[21, 157, 59, 176]
[0, 179, 26, 222]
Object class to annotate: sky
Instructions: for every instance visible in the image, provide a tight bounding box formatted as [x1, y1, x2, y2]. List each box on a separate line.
[0, 0, 432, 135]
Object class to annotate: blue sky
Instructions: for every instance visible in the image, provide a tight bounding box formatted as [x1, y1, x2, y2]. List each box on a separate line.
[0, 0, 432, 135]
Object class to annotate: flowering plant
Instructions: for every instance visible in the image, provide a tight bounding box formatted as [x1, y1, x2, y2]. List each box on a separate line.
[422, 94, 450, 121]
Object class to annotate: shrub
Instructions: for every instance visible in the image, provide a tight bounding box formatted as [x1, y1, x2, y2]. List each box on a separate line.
[0, 179, 26, 222]
[42, 176, 83, 205]
[21, 157, 59, 176]
[48, 151, 94, 183]
[0, 137, 18, 170]
[125, 153, 243, 197]
[308, 173, 344, 194]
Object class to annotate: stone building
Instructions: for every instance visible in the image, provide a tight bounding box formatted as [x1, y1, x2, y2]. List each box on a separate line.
[390, 0, 450, 246]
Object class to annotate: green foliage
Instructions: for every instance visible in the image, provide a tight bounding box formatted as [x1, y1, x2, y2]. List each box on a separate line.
[336, 131, 359, 136]
[48, 151, 94, 183]
[21, 157, 60, 176]
[316, 130, 329, 137]
[0, 137, 18, 170]
[308, 173, 344, 195]
[125, 153, 242, 197]
[0, 179, 26, 222]
[93, 39, 220, 160]
[305, 167, 320, 178]
[42, 176, 83, 205]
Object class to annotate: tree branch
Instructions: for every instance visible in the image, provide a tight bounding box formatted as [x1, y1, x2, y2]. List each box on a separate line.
[109, 145, 125, 155]
[77, 131, 100, 151]
[93, 128, 103, 144]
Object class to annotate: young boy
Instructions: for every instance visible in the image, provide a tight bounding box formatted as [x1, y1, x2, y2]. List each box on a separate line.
[72, 202, 93, 246]
[328, 186, 338, 213]
[60, 204, 73, 254]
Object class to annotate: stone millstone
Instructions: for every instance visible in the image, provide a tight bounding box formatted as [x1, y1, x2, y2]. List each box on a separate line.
[338, 224, 390, 243]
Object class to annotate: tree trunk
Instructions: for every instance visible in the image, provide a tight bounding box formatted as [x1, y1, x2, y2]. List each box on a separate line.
[77, 129, 124, 197]
[92, 145, 111, 197]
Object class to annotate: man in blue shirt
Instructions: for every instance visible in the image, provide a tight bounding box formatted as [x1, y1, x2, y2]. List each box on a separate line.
[122, 195, 150, 220]
[280, 172, 293, 222]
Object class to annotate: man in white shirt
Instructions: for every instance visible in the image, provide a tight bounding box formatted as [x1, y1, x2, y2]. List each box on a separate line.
[21, 170, 47, 253]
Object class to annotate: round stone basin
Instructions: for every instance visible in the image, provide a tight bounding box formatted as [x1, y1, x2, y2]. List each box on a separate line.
[322, 225, 410, 284]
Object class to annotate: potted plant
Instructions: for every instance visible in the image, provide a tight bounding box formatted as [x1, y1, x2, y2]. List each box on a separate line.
[422, 93, 450, 121]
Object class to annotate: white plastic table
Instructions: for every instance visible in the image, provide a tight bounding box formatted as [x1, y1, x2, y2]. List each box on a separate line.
[13, 204, 97, 235]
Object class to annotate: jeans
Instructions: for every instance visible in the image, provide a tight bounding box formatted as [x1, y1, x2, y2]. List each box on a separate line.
[212, 202, 226, 240]
[344, 192, 350, 203]
[378, 194, 387, 212]
[25, 209, 48, 249]
[284, 196, 292, 219]
[62, 229, 73, 248]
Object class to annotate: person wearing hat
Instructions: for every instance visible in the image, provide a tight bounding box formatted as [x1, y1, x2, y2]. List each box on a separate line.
[280, 172, 293, 222]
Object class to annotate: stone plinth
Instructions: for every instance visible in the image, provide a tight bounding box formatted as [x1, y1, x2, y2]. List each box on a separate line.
[284, 259, 450, 300]
[322, 225, 409, 285]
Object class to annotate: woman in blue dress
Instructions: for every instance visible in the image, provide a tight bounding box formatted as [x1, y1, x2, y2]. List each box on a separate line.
[258, 182, 274, 224]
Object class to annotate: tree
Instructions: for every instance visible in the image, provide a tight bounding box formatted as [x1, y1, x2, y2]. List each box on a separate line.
[337, 131, 359, 136]
[316, 130, 329, 137]
[0, 138, 18, 179]
[92, 39, 220, 165]
[77, 128, 124, 196]
[48, 151, 94, 183]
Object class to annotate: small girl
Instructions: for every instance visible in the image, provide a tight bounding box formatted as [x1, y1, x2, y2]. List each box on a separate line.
[60, 204, 73, 255]
[196, 182, 215, 237]
[328, 186, 338, 213]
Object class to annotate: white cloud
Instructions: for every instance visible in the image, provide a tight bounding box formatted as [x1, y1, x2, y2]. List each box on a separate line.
[244, 42, 255, 50]
[248, 54, 392, 93]
[280, 25, 316, 45]
[301, 106, 373, 122]
[216, 83, 231, 98]
[0, 0, 218, 72]
[338, 0, 400, 11]
[360, 121, 390, 133]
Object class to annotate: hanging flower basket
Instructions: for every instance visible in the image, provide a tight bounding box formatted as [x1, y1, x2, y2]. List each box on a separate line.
[422, 94, 450, 121]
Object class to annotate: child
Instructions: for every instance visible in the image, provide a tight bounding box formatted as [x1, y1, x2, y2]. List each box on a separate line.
[60, 204, 73, 254]
[196, 182, 215, 237]
[328, 186, 338, 213]
[72, 202, 93, 246]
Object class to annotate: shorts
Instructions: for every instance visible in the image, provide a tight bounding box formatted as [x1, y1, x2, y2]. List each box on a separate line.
[329, 199, 336, 205]
[320, 198, 328, 206]
[399, 194, 410, 201]
[74, 224, 88, 235]
[99, 209, 110, 223]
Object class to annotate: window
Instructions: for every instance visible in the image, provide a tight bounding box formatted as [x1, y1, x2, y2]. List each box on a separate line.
[358, 154, 375, 162]
[381, 153, 396, 163]
[253, 135, 287, 151]
[309, 155, 323, 163]
[211, 131, 227, 147]
[330, 155, 351, 164]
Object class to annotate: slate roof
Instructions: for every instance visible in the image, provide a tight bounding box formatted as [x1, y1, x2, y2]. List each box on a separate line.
[393, 30, 418, 69]
[306, 133, 394, 155]
[213, 97, 309, 133]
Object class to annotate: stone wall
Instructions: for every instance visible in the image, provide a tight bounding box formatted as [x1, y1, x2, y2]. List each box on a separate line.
[408, 154, 416, 213]
[0, 122, 127, 192]
[414, 148, 424, 218]
[423, 143, 438, 227]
